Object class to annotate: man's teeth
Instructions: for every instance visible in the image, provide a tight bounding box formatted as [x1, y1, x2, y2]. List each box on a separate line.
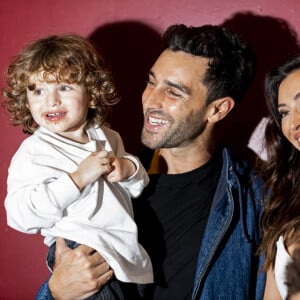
[149, 117, 168, 125]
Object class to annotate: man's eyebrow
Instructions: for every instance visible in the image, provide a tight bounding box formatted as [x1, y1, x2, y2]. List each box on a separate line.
[148, 70, 192, 95]
[165, 79, 192, 96]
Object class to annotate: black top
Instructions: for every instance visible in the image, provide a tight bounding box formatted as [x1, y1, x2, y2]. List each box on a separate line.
[132, 151, 222, 300]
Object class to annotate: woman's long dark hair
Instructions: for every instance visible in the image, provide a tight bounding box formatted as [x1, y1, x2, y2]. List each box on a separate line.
[259, 56, 300, 270]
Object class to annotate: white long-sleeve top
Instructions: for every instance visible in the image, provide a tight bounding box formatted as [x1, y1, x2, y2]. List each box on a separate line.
[5, 123, 153, 283]
[274, 236, 291, 299]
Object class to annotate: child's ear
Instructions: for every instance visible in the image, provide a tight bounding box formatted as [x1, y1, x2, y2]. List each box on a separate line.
[207, 97, 235, 123]
[89, 98, 97, 108]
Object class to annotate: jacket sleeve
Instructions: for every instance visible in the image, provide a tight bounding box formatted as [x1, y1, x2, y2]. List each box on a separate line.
[35, 278, 54, 300]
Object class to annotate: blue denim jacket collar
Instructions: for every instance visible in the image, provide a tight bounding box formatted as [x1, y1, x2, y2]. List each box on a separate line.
[192, 148, 265, 299]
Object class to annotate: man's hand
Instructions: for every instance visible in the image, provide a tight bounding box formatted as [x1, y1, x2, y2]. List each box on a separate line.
[48, 238, 113, 300]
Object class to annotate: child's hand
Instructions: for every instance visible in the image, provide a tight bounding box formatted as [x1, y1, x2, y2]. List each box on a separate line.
[70, 150, 111, 190]
[106, 157, 136, 183]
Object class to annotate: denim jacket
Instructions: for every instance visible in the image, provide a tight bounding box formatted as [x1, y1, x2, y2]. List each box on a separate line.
[191, 148, 265, 299]
[36, 148, 266, 300]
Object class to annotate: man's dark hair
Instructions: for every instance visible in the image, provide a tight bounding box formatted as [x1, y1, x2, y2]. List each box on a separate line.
[162, 24, 256, 104]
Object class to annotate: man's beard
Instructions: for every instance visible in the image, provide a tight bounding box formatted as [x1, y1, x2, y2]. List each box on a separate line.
[141, 107, 207, 149]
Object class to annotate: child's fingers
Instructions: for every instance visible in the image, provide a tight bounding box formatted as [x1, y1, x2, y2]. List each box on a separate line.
[97, 150, 109, 158]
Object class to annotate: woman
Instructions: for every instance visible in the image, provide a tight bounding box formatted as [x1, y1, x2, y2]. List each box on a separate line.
[259, 56, 300, 299]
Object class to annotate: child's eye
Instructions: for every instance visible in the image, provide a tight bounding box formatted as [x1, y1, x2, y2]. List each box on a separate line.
[34, 88, 45, 96]
[59, 85, 72, 91]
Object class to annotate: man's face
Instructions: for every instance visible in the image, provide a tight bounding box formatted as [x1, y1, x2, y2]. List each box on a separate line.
[141, 49, 210, 149]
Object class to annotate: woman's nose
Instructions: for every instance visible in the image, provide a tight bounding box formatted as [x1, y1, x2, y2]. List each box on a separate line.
[290, 112, 300, 131]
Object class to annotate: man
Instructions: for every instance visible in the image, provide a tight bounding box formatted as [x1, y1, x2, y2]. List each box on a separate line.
[38, 24, 265, 299]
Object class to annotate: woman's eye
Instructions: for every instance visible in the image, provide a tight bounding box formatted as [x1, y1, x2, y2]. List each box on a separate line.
[279, 111, 289, 119]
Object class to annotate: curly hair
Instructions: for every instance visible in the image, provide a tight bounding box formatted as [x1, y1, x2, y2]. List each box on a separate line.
[162, 24, 256, 105]
[258, 55, 300, 271]
[2, 34, 120, 133]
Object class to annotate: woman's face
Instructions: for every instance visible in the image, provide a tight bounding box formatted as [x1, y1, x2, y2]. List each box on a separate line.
[278, 69, 300, 151]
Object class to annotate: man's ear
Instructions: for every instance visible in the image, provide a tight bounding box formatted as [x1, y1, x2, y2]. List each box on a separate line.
[207, 97, 235, 123]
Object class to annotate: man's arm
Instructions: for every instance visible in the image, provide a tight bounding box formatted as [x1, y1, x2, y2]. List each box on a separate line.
[48, 238, 113, 300]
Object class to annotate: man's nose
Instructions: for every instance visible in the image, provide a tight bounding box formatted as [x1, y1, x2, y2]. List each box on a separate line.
[142, 85, 163, 109]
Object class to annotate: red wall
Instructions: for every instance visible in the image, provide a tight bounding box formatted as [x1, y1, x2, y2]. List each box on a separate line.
[1, 1, 300, 298]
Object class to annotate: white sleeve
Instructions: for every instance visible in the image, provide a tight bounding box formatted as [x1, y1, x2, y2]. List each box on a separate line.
[5, 146, 80, 234]
[119, 154, 149, 198]
[103, 126, 149, 198]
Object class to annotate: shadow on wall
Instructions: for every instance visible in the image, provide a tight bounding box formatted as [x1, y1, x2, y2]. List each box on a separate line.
[219, 11, 300, 164]
[89, 21, 162, 162]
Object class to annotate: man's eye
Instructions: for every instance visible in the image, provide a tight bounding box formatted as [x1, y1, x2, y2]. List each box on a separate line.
[146, 80, 155, 87]
[168, 89, 181, 98]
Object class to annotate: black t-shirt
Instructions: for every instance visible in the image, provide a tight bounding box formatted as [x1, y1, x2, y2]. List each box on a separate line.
[133, 151, 222, 300]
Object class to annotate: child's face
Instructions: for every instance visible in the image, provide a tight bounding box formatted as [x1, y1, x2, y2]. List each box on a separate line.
[26, 72, 90, 140]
